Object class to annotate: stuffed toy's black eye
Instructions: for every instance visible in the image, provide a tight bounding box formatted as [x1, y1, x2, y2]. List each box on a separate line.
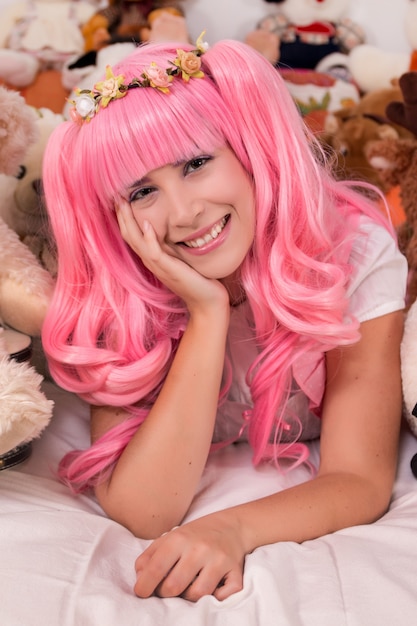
[16, 165, 26, 180]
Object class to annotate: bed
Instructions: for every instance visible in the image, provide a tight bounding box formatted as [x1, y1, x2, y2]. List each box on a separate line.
[1, 380, 417, 625]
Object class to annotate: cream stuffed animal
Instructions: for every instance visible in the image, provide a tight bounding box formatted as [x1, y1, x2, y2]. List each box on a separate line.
[0, 104, 63, 278]
[401, 298, 417, 478]
[348, 0, 417, 93]
[0, 0, 98, 88]
[0, 86, 55, 468]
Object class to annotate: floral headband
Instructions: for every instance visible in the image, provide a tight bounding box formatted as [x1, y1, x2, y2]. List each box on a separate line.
[69, 32, 208, 124]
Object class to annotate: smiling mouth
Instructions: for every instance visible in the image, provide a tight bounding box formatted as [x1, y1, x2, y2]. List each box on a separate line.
[181, 215, 230, 249]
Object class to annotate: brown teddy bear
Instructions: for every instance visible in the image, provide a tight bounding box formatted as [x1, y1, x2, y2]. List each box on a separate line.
[364, 72, 417, 308]
[64, 0, 189, 88]
[366, 137, 417, 304]
[321, 83, 414, 189]
[82, 0, 187, 53]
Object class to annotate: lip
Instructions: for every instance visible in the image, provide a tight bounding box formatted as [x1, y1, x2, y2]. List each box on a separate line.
[178, 215, 231, 256]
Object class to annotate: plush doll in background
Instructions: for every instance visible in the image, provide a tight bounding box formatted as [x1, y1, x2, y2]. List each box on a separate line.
[349, 0, 417, 93]
[81, 0, 187, 53]
[321, 83, 413, 191]
[0, 86, 55, 468]
[401, 297, 417, 476]
[0, 0, 99, 88]
[364, 73, 417, 308]
[0, 105, 63, 279]
[65, 0, 189, 88]
[252, 0, 364, 72]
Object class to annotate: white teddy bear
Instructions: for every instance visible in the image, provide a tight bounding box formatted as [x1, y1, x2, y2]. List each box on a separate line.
[0, 0, 98, 88]
[0, 105, 63, 278]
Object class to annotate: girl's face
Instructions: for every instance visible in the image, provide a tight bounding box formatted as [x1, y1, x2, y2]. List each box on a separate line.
[126, 146, 256, 286]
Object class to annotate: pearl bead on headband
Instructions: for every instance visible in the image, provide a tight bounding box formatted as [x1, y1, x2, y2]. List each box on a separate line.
[69, 31, 209, 124]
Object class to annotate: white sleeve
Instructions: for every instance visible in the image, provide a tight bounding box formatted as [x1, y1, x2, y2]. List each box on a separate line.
[346, 219, 408, 323]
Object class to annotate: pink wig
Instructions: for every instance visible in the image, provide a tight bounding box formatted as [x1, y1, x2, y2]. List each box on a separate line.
[42, 39, 391, 490]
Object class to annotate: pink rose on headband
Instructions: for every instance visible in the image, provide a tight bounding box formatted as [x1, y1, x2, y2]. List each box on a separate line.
[178, 51, 201, 74]
[144, 63, 173, 93]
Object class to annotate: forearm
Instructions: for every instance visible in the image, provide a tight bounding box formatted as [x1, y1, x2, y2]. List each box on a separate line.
[211, 469, 396, 554]
[96, 306, 230, 537]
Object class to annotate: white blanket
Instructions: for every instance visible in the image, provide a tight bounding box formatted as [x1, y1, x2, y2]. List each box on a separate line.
[1, 382, 417, 625]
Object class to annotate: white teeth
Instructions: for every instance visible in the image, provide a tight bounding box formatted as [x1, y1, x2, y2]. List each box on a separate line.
[183, 217, 227, 248]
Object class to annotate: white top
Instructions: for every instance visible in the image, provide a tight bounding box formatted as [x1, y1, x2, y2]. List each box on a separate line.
[213, 219, 408, 444]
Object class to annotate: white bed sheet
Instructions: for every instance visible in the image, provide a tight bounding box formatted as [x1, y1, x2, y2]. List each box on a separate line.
[1, 381, 417, 626]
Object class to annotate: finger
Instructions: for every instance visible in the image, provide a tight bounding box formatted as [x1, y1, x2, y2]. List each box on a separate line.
[180, 561, 242, 603]
[133, 541, 181, 598]
[115, 198, 141, 243]
[213, 569, 244, 602]
[155, 549, 205, 599]
[155, 566, 200, 599]
[181, 569, 223, 603]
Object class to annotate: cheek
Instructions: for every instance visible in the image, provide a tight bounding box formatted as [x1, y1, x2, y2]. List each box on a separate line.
[131, 209, 166, 242]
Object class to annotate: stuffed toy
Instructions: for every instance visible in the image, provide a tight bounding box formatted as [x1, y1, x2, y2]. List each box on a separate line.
[321, 84, 413, 190]
[0, 86, 55, 469]
[0, 0, 99, 88]
[81, 0, 187, 53]
[63, 1, 189, 91]
[366, 136, 417, 283]
[401, 297, 417, 477]
[250, 0, 365, 72]
[0, 227, 54, 467]
[398, 172, 417, 476]
[348, 0, 417, 93]
[0, 103, 63, 278]
[365, 72, 417, 306]
[359, 71, 417, 477]
[386, 71, 417, 139]
[323, 113, 402, 191]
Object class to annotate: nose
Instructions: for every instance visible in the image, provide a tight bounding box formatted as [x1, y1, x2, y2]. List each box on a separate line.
[166, 185, 204, 229]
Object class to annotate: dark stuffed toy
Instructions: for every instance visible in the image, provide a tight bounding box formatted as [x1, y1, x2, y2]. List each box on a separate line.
[386, 71, 417, 138]
[68, 1, 188, 72]
[258, 0, 365, 71]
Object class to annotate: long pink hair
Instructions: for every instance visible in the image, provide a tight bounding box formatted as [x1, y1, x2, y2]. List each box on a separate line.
[42, 39, 392, 490]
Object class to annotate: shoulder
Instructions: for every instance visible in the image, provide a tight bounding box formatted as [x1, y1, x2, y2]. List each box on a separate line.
[347, 217, 408, 322]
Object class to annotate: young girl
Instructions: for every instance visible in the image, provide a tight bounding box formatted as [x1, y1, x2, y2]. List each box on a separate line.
[41, 35, 407, 602]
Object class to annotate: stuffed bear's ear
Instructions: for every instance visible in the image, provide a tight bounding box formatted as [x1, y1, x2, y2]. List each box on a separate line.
[386, 72, 417, 138]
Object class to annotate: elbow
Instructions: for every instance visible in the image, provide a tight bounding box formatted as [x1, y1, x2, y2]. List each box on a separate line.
[365, 482, 394, 523]
[95, 484, 186, 539]
[120, 512, 183, 540]
[351, 477, 395, 527]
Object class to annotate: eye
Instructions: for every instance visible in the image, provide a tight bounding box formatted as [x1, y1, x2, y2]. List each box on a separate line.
[184, 155, 212, 175]
[129, 185, 156, 203]
[338, 143, 349, 157]
[15, 165, 26, 180]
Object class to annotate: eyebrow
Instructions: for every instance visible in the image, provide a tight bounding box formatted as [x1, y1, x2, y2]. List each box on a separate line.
[127, 160, 187, 190]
